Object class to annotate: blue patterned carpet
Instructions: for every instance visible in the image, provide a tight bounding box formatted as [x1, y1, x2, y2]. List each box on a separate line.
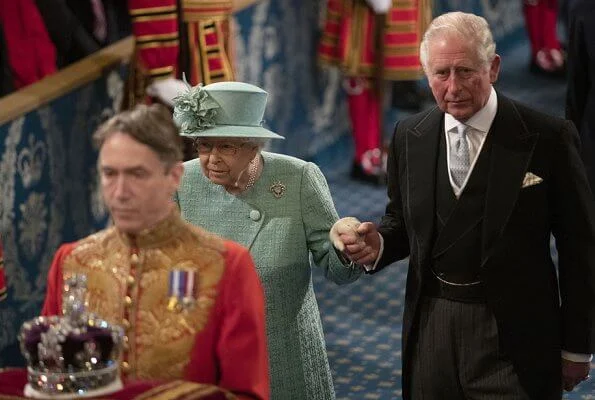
[314, 40, 595, 399]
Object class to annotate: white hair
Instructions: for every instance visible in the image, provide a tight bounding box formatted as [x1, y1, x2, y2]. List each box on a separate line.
[419, 12, 496, 71]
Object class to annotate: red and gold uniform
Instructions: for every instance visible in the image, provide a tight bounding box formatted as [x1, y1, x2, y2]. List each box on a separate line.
[41, 211, 269, 400]
[318, 0, 430, 176]
[127, 0, 235, 106]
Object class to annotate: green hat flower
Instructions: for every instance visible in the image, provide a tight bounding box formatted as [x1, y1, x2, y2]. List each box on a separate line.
[172, 81, 284, 139]
[172, 83, 220, 136]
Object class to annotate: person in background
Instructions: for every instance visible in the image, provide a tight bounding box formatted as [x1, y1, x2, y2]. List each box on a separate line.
[124, 0, 264, 161]
[41, 104, 269, 400]
[34, 0, 131, 68]
[123, 0, 262, 109]
[0, 0, 56, 90]
[333, 11, 595, 399]
[318, 0, 431, 184]
[523, 0, 566, 76]
[174, 81, 362, 399]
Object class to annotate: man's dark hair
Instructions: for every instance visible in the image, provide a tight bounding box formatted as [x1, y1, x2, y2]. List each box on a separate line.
[94, 104, 184, 166]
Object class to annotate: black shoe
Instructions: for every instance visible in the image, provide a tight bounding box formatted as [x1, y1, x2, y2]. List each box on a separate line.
[350, 162, 386, 186]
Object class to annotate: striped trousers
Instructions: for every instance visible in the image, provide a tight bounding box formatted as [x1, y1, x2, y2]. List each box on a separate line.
[409, 297, 541, 399]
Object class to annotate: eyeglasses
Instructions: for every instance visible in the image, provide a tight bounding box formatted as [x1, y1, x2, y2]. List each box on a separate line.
[195, 140, 245, 156]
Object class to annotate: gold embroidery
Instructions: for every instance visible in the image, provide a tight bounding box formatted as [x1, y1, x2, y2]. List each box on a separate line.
[129, 5, 177, 16]
[62, 212, 226, 380]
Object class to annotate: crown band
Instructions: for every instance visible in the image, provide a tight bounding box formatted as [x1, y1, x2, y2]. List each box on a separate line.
[26, 363, 120, 396]
[19, 275, 125, 398]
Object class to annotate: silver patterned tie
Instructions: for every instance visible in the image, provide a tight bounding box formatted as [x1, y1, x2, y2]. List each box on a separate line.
[450, 124, 470, 188]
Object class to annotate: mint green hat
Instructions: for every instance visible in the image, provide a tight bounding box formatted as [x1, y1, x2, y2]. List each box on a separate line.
[172, 81, 284, 139]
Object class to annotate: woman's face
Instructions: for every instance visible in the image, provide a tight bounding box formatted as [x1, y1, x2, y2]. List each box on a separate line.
[197, 138, 259, 190]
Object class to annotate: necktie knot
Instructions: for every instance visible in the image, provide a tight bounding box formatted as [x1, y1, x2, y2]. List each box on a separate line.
[457, 123, 467, 137]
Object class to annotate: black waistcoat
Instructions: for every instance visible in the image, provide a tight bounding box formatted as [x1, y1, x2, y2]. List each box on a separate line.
[430, 127, 492, 285]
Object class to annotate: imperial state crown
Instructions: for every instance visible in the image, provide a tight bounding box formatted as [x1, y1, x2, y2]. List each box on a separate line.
[19, 274, 124, 398]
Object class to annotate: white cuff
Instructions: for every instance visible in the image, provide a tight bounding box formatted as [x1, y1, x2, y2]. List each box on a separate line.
[364, 0, 391, 13]
[561, 350, 593, 363]
[363, 233, 384, 272]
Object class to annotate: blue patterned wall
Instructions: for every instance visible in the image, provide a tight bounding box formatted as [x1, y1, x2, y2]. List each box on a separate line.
[233, 0, 350, 169]
[0, 69, 122, 366]
[433, 0, 525, 50]
[0, 0, 525, 367]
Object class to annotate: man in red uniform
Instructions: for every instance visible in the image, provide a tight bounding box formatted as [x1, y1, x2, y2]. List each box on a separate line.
[318, 0, 431, 184]
[41, 104, 269, 400]
[125, 0, 261, 108]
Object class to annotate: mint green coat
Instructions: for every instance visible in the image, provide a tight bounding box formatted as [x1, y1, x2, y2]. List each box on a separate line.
[176, 151, 362, 399]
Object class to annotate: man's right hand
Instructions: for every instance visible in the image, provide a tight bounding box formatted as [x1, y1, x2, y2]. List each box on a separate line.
[330, 217, 381, 265]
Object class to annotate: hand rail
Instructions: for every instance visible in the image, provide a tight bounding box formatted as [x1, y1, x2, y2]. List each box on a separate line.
[0, 0, 264, 126]
[0, 37, 134, 126]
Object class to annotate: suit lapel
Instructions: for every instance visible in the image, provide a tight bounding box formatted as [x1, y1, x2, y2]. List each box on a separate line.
[481, 95, 539, 266]
[407, 107, 442, 263]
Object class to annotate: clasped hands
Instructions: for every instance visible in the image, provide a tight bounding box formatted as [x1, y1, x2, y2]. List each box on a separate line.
[330, 217, 381, 266]
[330, 223, 592, 392]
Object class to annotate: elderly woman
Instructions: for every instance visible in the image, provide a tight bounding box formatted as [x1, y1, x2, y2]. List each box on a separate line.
[173, 81, 362, 399]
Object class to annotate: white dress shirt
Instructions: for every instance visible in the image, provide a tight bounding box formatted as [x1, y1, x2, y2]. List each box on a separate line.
[445, 87, 497, 197]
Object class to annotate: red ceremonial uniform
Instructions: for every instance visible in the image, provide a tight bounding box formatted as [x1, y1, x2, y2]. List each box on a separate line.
[318, 0, 430, 177]
[0, 0, 56, 89]
[126, 0, 234, 106]
[41, 211, 269, 400]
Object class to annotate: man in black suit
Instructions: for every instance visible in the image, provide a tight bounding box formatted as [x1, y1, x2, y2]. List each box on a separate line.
[332, 11, 595, 400]
[566, 0, 595, 192]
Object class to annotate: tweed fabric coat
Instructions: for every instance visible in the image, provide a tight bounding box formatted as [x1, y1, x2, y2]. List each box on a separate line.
[176, 151, 362, 399]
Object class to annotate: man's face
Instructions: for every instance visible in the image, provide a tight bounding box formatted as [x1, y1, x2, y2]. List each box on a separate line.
[426, 34, 500, 121]
[99, 132, 182, 234]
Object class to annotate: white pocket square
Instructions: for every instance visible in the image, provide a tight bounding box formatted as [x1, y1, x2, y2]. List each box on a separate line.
[521, 172, 543, 188]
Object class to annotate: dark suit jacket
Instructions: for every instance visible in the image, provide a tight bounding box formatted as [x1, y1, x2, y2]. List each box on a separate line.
[566, 0, 595, 191]
[376, 93, 595, 399]
[35, 0, 130, 68]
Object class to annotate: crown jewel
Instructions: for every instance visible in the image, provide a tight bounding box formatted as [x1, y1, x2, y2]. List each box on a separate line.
[19, 274, 124, 398]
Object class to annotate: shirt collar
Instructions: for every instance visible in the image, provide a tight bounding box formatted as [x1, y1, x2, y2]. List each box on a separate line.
[444, 87, 498, 134]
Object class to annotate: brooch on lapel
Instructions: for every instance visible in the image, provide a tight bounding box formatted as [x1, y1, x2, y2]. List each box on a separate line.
[270, 181, 286, 199]
[167, 268, 198, 312]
